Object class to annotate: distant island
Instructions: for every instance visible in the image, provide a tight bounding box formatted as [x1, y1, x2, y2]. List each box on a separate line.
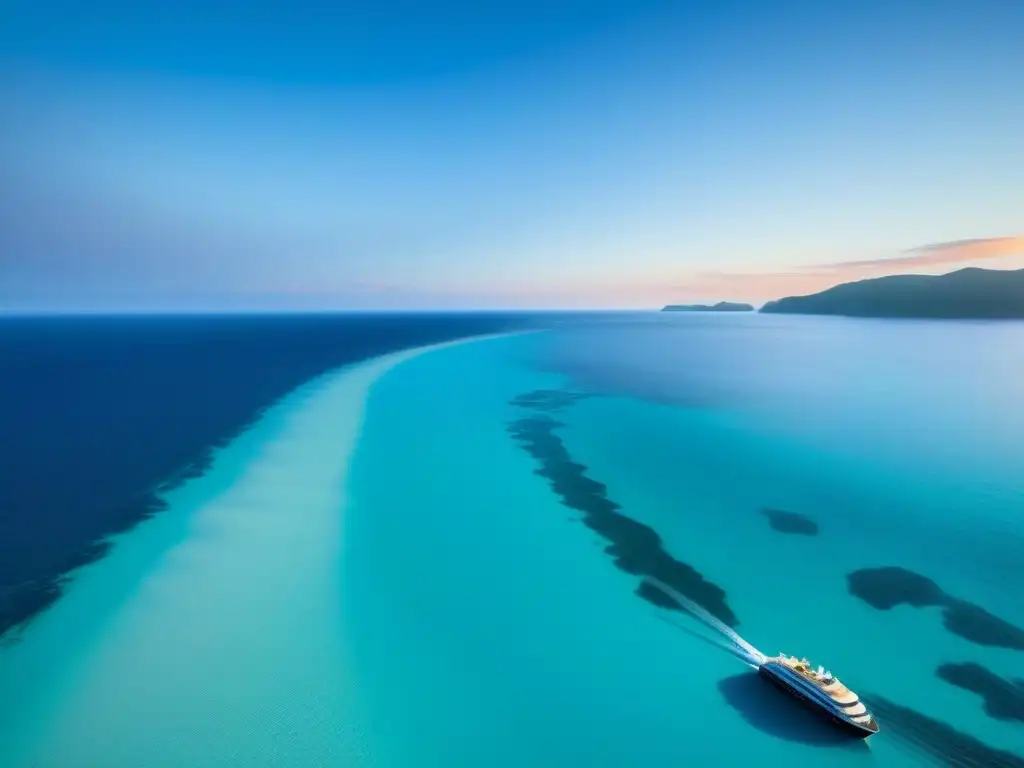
[661, 301, 754, 312]
[761, 267, 1024, 319]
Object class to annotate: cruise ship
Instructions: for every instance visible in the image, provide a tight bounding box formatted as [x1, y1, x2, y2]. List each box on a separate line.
[758, 653, 879, 737]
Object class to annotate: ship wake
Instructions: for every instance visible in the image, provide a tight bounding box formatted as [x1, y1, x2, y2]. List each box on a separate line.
[644, 578, 767, 668]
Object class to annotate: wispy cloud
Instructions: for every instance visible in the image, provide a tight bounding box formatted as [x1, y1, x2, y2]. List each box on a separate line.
[828, 236, 1024, 269]
[385, 235, 1024, 308]
[665, 235, 1024, 306]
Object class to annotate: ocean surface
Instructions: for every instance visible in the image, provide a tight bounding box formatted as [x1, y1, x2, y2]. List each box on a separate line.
[1, 312, 1023, 767]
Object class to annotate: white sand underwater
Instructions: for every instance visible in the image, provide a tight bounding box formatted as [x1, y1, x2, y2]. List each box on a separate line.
[0, 336, 502, 768]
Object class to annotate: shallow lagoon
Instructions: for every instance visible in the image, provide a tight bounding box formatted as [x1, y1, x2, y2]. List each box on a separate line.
[345, 322, 1024, 766]
[2, 318, 1022, 767]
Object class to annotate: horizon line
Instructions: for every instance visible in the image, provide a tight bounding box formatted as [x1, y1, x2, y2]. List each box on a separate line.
[0, 307, 656, 317]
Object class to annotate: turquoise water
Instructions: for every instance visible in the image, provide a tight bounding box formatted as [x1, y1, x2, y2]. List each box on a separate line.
[345, 325, 1024, 766]
[2, 322, 1022, 766]
[0, 342, 466, 767]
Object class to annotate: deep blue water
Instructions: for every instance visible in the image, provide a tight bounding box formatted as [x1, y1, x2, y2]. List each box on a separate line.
[0, 312, 545, 638]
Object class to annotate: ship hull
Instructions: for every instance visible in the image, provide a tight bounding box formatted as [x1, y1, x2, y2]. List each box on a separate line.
[758, 665, 878, 738]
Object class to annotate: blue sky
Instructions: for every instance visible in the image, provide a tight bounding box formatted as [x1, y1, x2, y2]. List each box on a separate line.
[2, 0, 1022, 309]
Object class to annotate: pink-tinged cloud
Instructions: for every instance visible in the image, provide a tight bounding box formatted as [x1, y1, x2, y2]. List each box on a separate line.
[828, 236, 1024, 269]
[666, 235, 1024, 306]
[240, 235, 1024, 309]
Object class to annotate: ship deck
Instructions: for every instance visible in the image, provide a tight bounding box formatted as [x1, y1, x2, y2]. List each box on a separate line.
[759, 659, 879, 736]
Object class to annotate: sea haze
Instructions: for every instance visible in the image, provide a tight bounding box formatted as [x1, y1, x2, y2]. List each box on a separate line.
[0, 312, 537, 639]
